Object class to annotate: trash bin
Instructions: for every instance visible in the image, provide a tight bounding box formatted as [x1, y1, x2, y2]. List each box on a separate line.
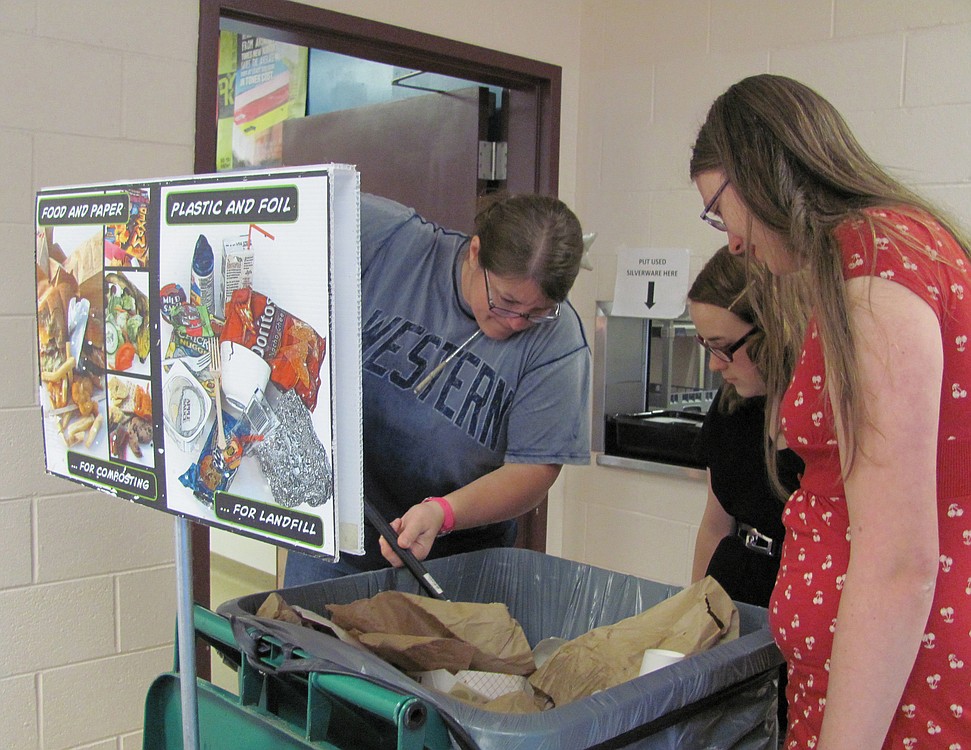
[216, 548, 783, 749]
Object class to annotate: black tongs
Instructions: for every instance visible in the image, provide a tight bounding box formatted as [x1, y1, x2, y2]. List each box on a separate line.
[364, 499, 449, 600]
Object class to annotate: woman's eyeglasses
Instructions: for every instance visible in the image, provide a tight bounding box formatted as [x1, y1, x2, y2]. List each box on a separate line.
[483, 269, 560, 323]
[696, 327, 756, 363]
[700, 178, 730, 232]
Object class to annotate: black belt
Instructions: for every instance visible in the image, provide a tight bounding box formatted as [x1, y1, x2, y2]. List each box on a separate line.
[736, 523, 780, 557]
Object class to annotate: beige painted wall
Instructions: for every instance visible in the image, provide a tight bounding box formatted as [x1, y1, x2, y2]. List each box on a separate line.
[567, 0, 971, 585]
[1, 3, 199, 748]
[2, 1, 969, 747]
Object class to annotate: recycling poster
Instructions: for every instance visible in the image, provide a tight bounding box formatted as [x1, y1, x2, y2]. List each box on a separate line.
[35, 165, 364, 560]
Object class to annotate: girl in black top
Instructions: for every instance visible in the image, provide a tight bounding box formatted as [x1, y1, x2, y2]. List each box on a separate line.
[688, 246, 803, 607]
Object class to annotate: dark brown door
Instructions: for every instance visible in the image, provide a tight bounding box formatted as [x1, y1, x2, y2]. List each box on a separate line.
[282, 86, 489, 233]
[281, 84, 548, 553]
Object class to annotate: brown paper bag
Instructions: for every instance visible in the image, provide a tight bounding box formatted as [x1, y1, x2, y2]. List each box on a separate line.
[257, 592, 303, 625]
[327, 591, 535, 675]
[528, 576, 738, 706]
[482, 689, 549, 714]
[256, 593, 371, 654]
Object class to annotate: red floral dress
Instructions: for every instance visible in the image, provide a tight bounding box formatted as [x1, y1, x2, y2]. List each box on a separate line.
[772, 208, 971, 749]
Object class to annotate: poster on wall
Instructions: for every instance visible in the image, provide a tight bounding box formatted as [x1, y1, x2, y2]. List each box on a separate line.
[216, 31, 309, 172]
[35, 165, 364, 561]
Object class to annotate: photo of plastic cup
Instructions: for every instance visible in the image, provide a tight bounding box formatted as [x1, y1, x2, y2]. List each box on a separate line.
[638, 648, 685, 676]
[219, 341, 271, 412]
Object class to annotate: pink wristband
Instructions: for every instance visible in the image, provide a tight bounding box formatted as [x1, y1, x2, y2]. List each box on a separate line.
[423, 496, 455, 535]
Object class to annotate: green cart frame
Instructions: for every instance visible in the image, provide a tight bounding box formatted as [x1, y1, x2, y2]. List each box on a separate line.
[143, 605, 453, 750]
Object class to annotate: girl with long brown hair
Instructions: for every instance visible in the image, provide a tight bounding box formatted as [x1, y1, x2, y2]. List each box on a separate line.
[691, 74, 971, 749]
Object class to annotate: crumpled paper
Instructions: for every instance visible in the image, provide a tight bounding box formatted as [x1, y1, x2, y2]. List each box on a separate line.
[326, 591, 535, 675]
[528, 576, 739, 706]
[256, 576, 739, 712]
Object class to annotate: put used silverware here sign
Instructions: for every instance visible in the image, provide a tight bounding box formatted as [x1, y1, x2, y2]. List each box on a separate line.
[611, 247, 690, 319]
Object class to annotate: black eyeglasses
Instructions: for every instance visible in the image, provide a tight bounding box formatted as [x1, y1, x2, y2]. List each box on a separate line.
[700, 178, 730, 232]
[483, 268, 560, 324]
[696, 328, 757, 363]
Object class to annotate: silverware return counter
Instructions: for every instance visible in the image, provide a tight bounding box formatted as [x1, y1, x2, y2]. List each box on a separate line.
[604, 411, 706, 469]
[593, 302, 716, 473]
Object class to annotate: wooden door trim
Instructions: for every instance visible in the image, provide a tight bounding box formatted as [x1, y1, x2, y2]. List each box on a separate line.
[196, 0, 561, 195]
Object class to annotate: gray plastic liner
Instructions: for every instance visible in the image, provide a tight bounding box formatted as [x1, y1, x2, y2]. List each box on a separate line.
[217, 547, 782, 749]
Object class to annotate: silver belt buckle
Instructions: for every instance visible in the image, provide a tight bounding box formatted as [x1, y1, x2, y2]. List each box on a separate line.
[741, 524, 777, 556]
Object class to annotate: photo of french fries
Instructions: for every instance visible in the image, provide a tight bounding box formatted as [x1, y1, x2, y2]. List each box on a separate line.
[37, 226, 110, 450]
[49, 373, 104, 449]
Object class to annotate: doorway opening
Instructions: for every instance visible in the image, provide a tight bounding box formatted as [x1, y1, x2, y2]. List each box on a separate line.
[193, 0, 563, 628]
[196, 0, 561, 195]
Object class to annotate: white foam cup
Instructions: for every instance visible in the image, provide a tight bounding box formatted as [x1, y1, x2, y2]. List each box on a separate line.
[638, 648, 685, 676]
[219, 341, 271, 411]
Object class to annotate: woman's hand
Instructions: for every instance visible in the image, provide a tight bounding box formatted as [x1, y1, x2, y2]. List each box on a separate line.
[379, 501, 445, 566]
[378, 462, 561, 567]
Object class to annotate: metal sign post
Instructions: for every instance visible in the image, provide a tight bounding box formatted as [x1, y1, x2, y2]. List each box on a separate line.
[174, 517, 200, 750]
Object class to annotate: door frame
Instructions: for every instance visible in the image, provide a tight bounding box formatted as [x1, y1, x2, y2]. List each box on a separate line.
[195, 0, 562, 194]
[192, 0, 562, 623]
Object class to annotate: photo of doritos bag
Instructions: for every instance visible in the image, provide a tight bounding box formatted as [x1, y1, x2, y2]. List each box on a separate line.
[221, 288, 326, 412]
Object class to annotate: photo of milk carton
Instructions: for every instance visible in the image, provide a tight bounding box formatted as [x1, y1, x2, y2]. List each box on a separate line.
[221, 234, 253, 314]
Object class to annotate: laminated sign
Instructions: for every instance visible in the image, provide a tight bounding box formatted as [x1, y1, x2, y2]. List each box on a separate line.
[34, 165, 364, 561]
[611, 247, 690, 319]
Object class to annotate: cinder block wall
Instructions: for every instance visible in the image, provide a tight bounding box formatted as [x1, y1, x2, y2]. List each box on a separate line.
[1, 3, 198, 748]
[1, 1, 584, 747]
[564, 0, 971, 583]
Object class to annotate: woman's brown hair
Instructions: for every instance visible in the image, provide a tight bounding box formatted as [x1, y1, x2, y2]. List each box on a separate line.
[688, 246, 764, 414]
[691, 74, 970, 476]
[474, 193, 584, 303]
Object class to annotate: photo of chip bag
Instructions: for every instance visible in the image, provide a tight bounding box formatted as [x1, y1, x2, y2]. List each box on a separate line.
[221, 288, 326, 411]
[105, 189, 151, 267]
[179, 411, 250, 507]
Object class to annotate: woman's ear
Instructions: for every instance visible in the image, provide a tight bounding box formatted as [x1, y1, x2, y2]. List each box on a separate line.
[468, 236, 481, 268]
[745, 330, 768, 372]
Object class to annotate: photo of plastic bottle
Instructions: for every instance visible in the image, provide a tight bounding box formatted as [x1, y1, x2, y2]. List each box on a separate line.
[190, 234, 216, 315]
